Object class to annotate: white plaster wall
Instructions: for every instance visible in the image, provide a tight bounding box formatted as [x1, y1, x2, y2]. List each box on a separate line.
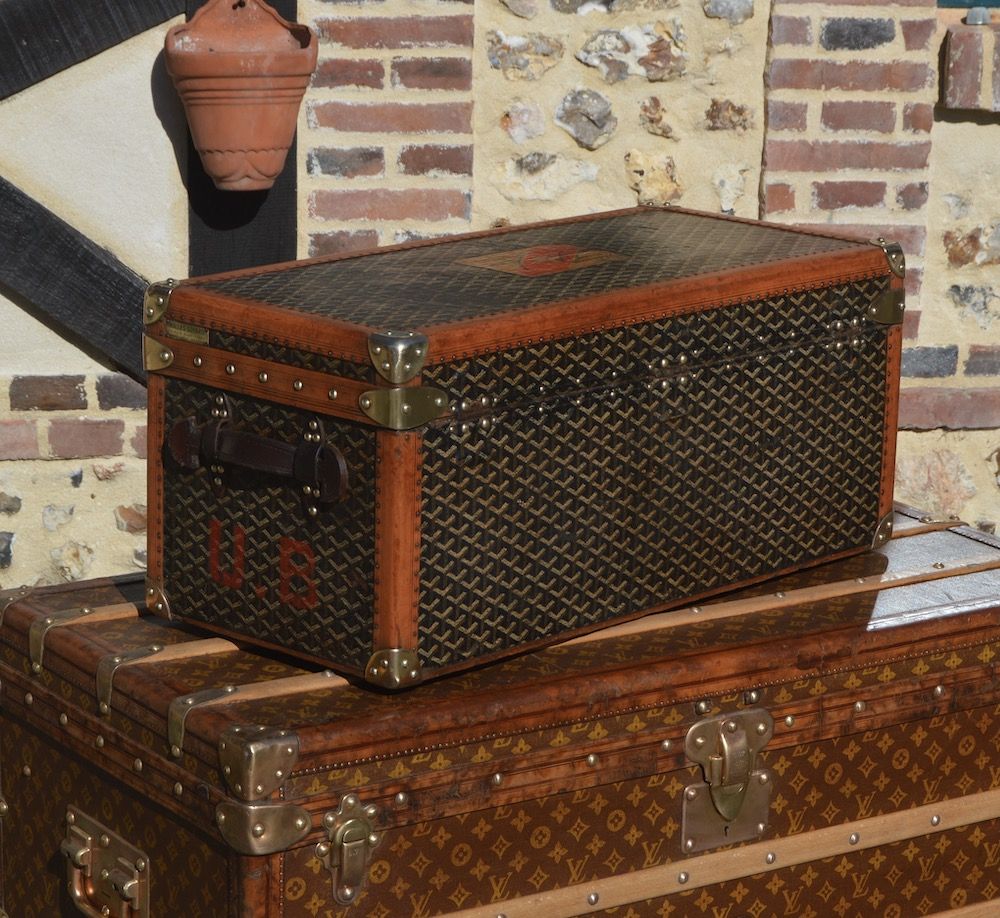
[0, 21, 189, 286]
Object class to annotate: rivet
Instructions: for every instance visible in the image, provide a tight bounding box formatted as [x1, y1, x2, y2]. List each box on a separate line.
[360, 397, 372, 409]
[102, 907, 111, 917]
[684, 838, 695, 852]
[174, 783, 183, 797]
[133, 758, 143, 773]
[784, 715, 795, 728]
[492, 773, 503, 787]
[100, 835, 110, 848]
[931, 815, 941, 827]
[856, 577, 867, 584]
[316, 842, 331, 858]
[757, 822, 766, 834]
[155, 602, 164, 613]
[695, 700, 712, 715]
[328, 388, 339, 400]
[59, 713, 68, 726]
[678, 872, 689, 884]
[258, 371, 269, 384]
[849, 833, 860, 845]
[21, 766, 31, 777]
[661, 739, 672, 752]
[307, 506, 319, 517]
[24, 692, 33, 705]
[31, 662, 41, 674]
[96, 736, 105, 748]
[933, 685, 946, 699]
[171, 745, 182, 758]
[765, 852, 776, 865]
[745, 690, 761, 704]
[694, 736, 706, 748]
[368, 833, 379, 846]
[691, 606, 702, 614]
[252, 823, 265, 838]
[756, 722, 768, 735]
[193, 356, 203, 367]
[394, 791, 409, 807]
[587, 892, 599, 906]
[135, 857, 147, 872]
[932, 561, 946, 570]
[161, 350, 172, 363]
[295, 817, 308, 830]
[685, 787, 698, 800]
[225, 363, 236, 375]
[0, 801, 7, 817]
[854, 700, 866, 713]
[373, 346, 383, 355]
[725, 720, 738, 733]
[758, 773, 769, 785]
[293, 380, 304, 391]
[309, 420, 319, 431]
[586, 753, 599, 767]
[66, 811, 75, 825]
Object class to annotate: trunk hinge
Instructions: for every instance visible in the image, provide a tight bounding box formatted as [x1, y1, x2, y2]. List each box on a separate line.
[317, 795, 382, 905]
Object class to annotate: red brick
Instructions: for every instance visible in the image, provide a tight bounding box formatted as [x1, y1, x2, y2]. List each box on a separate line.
[0, 420, 40, 459]
[312, 58, 384, 89]
[391, 57, 472, 91]
[308, 230, 380, 258]
[902, 309, 921, 340]
[48, 419, 124, 459]
[768, 59, 933, 93]
[317, 16, 473, 49]
[896, 181, 929, 211]
[902, 102, 933, 133]
[765, 139, 931, 172]
[820, 100, 895, 133]
[901, 18, 936, 51]
[813, 180, 886, 209]
[943, 28, 983, 110]
[905, 266, 923, 300]
[766, 99, 807, 131]
[9, 375, 86, 411]
[307, 147, 384, 177]
[965, 345, 1000, 376]
[96, 374, 146, 410]
[771, 15, 812, 45]
[131, 426, 147, 460]
[310, 101, 472, 134]
[311, 189, 471, 221]
[763, 183, 795, 214]
[898, 387, 1000, 430]
[398, 144, 473, 176]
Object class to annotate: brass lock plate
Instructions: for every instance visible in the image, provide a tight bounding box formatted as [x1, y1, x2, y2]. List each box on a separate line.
[682, 708, 773, 854]
[60, 806, 150, 918]
[317, 795, 381, 905]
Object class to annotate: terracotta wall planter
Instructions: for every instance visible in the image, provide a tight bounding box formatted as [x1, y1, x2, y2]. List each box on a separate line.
[165, 0, 318, 192]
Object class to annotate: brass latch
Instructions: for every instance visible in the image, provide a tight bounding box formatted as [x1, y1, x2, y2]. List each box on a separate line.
[317, 795, 381, 905]
[61, 806, 150, 918]
[682, 708, 773, 854]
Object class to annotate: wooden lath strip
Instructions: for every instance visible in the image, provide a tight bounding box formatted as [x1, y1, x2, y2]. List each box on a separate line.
[447, 789, 1000, 918]
[564, 554, 1000, 647]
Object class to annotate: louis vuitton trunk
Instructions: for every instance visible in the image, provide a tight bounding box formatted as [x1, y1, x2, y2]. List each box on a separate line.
[2, 507, 1000, 917]
[142, 206, 905, 686]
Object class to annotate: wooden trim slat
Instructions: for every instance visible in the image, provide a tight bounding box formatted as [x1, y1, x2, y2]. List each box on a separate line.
[0, 177, 147, 378]
[446, 789, 1000, 918]
[0, 0, 182, 101]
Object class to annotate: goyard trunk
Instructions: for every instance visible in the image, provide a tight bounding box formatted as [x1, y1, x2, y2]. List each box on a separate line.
[2, 507, 999, 918]
[142, 206, 905, 686]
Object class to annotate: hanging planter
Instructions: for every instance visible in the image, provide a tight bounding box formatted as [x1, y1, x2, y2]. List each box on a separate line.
[165, 0, 318, 192]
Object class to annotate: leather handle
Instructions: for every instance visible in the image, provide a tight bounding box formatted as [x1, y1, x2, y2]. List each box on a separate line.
[169, 415, 349, 508]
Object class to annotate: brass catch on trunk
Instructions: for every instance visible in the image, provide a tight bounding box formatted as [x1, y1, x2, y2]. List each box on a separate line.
[61, 806, 150, 918]
[682, 708, 773, 854]
[317, 795, 381, 905]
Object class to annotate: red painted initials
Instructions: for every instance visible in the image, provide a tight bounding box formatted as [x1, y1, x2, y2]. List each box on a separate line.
[208, 518, 246, 590]
[279, 537, 317, 610]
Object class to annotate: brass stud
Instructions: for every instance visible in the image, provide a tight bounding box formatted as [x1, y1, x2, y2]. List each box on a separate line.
[225, 363, 236, 375]
[328, 388, 339, 400]
[784, 715, 795, 728]
[360, 397, 372, 410]
[849, 832, 860, 845]
[135, 858, 147, 872]
[133, 759, 143, 773]
[491, 773, 503, 787]
[931, 815, 941, 827]
[933, 685, 946, 699]
[758, 773, 769, 785]
[24, 692, 33, 705]
[684, 838, 695, 852]
[21, 766, 31, 777]
[745, 690, 761, 704]
[251, 823, 265, 838]
[854, 701, 866, 713]
[193, 356, 203, 368]
[293, 380, 304, 391]
[171, 744, 182, 758]
[0, 801, 8, 817]
[587, 892, 599, 906]
[685, 788, 698, 800]
[395, 791, 409, 808]
[586, 753, 599, 767]
[258, 371, 269, 384]
[174, 783, 184, 797]
[932, 561, 946, 570]
[678, 872, 689, 885]
[59, 713, 68, 726]
[756, 722, 768, 735]
[695, 700, 712, 715]
[96, 736, 105, 748]
[661, 739, 672, 752]
[765, 852, 776, 865]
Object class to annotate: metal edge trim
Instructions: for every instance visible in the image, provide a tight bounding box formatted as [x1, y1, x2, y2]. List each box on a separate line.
[445, 788, 1000, 918]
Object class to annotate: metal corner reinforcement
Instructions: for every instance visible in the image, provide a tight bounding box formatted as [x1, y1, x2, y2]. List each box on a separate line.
[143, 279, 177, 325]
[368, 330, 429, 384]
[218, 725, 301, 802]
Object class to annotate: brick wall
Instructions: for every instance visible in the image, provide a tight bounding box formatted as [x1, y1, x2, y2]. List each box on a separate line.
[300, 0, 475, 255]
[0, 374, 147, 586]
[761, 0, 938, 326]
